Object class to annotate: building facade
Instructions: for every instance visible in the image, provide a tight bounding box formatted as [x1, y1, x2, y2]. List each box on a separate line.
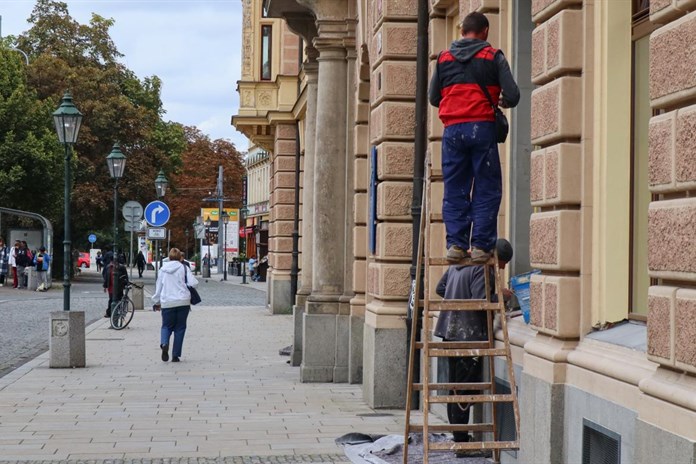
[243, 145, 271, 259]
[233, 0, 696, 462]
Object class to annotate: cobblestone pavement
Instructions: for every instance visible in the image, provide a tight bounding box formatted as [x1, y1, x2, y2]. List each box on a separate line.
[0, 305, 402, 461]
[0, 270, 267, 378]
[0, 454, 349, 463]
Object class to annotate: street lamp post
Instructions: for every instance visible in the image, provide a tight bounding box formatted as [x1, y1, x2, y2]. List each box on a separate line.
[221, 211, 229, 281]
[204, 218, 212, 278]
[240, 206, 248, 285]
[52, 92, 83, 312]
[154, 169, 168, 279]
[106, 143, 126, 316]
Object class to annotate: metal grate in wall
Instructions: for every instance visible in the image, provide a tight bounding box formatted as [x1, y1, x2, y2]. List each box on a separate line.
[582, 419, 621, 464]
[494, 377, 517, 443]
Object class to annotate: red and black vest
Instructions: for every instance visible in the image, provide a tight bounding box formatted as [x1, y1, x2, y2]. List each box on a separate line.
[436, 46, 501, 127]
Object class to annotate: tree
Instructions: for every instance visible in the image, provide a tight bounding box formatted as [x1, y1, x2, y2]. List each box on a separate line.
[167, 127, 245, 257]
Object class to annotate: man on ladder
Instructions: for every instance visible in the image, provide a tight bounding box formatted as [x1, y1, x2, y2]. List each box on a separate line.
[429, 11, 519, 263]
[434, 239, 513, 458]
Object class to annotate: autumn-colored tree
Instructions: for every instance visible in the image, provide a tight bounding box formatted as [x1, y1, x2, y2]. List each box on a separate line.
[167, 127, 245, 258]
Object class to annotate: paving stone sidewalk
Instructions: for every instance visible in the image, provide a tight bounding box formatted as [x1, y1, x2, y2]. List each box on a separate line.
[0, 306, 402, 462]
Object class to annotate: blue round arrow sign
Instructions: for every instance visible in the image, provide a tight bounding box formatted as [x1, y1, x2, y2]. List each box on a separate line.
[88, 234, 97, 243]
[144, 201, 171, 227]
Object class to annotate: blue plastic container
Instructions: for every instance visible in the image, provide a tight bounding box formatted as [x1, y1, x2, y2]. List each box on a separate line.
[510, 270, 541, 324]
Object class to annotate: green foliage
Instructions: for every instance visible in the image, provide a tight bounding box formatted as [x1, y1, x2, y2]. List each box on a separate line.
[0, 0, 244, 274]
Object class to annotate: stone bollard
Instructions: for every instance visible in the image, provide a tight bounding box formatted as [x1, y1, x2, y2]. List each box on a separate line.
[131, 282, 145, 310]
[26, 268, 38, 291]
[49, 311, 86, 368]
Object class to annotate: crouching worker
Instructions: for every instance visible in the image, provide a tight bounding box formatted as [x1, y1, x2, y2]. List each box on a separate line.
[434, 239, 513, 457]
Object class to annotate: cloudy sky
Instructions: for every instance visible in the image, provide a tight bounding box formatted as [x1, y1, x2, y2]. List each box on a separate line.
[0, 0, 249, 151]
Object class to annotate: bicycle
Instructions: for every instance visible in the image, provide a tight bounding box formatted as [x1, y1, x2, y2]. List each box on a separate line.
[110, 282, 142, 330]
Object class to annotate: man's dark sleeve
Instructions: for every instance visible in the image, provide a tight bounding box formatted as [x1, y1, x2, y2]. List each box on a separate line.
[436, 269, 449, 297]
[429, 60, 442, 107]
[495, 51, 520, 108]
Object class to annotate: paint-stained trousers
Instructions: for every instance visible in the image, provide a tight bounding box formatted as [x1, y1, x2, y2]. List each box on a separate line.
[441, 121, 502, 252]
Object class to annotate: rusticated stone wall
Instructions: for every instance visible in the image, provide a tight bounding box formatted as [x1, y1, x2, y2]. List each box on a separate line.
[528, 0, 584, 338]
[646, 8, 696, 373]
[267, 124, 298, 314]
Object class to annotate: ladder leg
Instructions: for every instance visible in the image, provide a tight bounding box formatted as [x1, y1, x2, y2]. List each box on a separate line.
[486, 262, 499, 462]
[404, 165, 428, 464]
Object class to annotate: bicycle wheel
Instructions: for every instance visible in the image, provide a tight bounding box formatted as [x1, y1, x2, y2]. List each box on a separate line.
[110, 297, 135, 330]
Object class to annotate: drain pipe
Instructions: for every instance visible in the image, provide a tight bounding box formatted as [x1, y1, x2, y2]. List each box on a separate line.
[290, 122, 301, 304]
[406, 0, 430, 409]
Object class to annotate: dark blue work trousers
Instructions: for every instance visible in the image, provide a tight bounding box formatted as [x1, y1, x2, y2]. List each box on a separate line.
[160, 306, 190, 358]
[441, 121, 502, 252]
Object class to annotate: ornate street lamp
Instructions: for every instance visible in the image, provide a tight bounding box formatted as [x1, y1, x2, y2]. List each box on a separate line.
[204, 218, 212, 277]
[155, 169, 168, 198]
[52, 92, 83, 311]
[221, 211, 229, 281]
[240, 206, 249, 285]
[106, 143, 126, 318]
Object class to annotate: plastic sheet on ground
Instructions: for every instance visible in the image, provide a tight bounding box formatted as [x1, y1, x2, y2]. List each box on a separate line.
[340, 433, 493, 464]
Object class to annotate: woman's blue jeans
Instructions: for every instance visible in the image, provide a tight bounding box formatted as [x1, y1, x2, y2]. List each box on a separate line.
[160, 306, 190, 357]
[441, 121, 502, 252]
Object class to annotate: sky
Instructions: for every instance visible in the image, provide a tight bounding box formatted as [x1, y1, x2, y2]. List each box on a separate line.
[0, 0, 249, 151]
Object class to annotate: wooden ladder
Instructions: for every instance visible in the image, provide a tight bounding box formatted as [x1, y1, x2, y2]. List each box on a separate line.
[403, 159, 520, 464]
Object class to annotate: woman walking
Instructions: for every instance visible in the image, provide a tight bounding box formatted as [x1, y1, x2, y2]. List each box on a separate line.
[135, 251, 146, 278]
[152, 248, 198, 362]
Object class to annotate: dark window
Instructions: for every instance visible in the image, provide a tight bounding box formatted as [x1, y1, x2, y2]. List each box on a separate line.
[582, 419, 621, 464]
[632, 0, 650, 20]
[261, 25, 272, 81]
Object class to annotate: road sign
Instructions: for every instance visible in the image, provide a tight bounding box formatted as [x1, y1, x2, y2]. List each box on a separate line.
[144, 201, 170, 227]
[88, 234, 97, 243]
[124, 221, 143, 232]
[122, 201, 144, 222]
[147, 227, 167, 240]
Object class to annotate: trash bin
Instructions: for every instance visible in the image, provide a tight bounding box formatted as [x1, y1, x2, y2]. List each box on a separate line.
[131, 282, 145, 310]
[510, 270, 541, 324]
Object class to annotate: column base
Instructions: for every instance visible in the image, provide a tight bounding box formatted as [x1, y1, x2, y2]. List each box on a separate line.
[349, 314, 364, 384]
[518, 371, 565, 464]
[269, 274, 292, 314]
[291, 303, 304, 366]
[300, 308, 350, 383]
[362, 323, 407, 408]
[49, 311, 86, 368]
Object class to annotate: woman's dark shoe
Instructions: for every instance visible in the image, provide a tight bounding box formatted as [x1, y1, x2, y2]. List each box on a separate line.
[172, 356, 180, 362]
[160, 344, 169, 362]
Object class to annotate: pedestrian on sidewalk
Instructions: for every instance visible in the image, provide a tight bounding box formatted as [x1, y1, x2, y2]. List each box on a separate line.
[33, 246, 50, 291]
[434, 239, 513, 457]
[152, 248, 199, 363]
[135, 251, 146, 278]
[429, 12, 520, 263]
[0, 238, 9, 287]
[10, 241, 19, 288]
[96, 251, 103, 273]
[15, 241, 32, 289]
[103, 253, 128, 318]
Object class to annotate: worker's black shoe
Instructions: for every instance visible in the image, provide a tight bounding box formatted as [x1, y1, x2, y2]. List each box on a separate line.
[455, 449, 492, 458]
[160, 344, 169, 362]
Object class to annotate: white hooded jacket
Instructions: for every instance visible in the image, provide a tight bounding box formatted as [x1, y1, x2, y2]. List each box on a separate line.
[152, 261, 199, 309]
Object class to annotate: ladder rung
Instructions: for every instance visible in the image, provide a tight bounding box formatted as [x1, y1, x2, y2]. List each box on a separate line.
[413, 382, 492, 391]
[408, 423, 494, 433]
[429, 440, 519, 451]
[428, 257, 497, 266]
[428, 348, 508, 357]
[422, 299, 500, 311]
[430, 213, 443, 222]
[429, 394, 515, 404]
[415, 341, 490, 350]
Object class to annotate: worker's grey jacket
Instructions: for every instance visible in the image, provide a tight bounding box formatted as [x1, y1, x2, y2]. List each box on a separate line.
[434, 265, 495, 341]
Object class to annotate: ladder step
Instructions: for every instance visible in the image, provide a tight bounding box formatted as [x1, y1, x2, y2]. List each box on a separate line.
[428, 348, 508, 357]
[428, 256, 497, 266]
[429, 394, 515, 404]
[415, 341, 490, 350]
[421, 299, 500, 311]
[409, 423, 494, 433]
[413, 382, 492, 391]
[429, 440, 519, 451]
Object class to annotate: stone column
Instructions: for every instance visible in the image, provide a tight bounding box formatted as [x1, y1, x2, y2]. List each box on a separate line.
[301, 28, 350, 383]
[291, 52, 318, 367]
